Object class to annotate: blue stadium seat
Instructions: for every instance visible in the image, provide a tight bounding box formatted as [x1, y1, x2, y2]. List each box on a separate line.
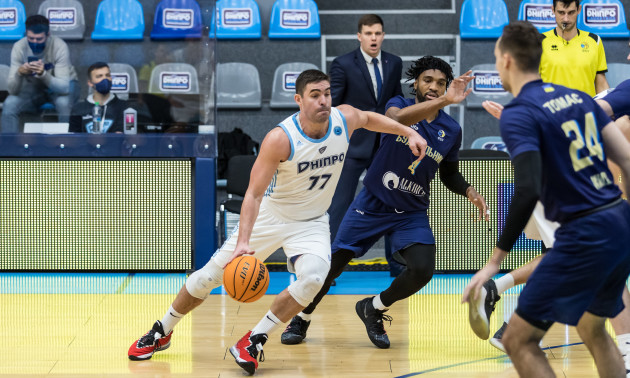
[460, 0, 509, 39]
[150, 0, 203, 40]
[0, 0, 25, 41]
[465, 64, 514, 108]
[518, 0, 555, 32]
[268, 0, 320, 39]
[91, 0, 145, 40]
[215, 0, 261, 39]
[577, 0, 630, 38]
[38, 0, 86, 40]
[270, 62, 318, 108]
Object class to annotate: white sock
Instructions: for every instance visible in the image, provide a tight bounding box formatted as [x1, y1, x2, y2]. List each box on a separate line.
[161, 305, 184, 335]
[494, 273, 515, 295]
[617, 333, 630, 355]
[251, 310, 283, 336]
[298, 312, 312, 321]
[372, 295, 388, 311]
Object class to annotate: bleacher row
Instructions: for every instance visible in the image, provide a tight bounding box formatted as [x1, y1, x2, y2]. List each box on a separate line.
[0, 61, 318, 109]
[461, 0, 629, 38]
[2, 0, 627, 42]
[0, 0, 321, 41]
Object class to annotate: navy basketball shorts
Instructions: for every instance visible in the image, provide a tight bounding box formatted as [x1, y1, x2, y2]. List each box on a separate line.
[331, 188, 435, 259]
[516, 200, 630, 328]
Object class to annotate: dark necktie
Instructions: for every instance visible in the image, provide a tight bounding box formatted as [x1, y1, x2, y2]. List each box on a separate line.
[372, 57, 382, 101]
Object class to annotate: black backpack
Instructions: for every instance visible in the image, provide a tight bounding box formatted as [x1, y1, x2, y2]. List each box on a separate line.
[217, 128, 259, 179]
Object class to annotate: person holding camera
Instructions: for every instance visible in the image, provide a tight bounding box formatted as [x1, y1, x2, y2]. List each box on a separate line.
[1, 15, 78, 133]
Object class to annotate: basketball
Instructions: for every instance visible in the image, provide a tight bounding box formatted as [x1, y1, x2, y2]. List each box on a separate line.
[223, 255, 269, 303]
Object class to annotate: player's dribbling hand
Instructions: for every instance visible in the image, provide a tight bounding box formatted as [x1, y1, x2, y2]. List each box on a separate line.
[482, 100, 503, 120]
[225, 242, 256, 267]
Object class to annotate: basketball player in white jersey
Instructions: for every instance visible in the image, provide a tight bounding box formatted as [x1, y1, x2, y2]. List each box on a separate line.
[128, 69, 427, 375]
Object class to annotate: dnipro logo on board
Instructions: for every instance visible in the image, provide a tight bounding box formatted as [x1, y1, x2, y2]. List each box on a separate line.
[472, 71, 506, 94]
[111, 73, 129, 92]
[47, 8, 76, 26]
[0, 8, 17, 26]
[160, 72, 191, 92]
[281, 10, 310, 28]
[223, 8, 252, 26]
[283, 72, 300, 91]
[584, 4, 619, 26]
[524, 4, 555, 27]
[163, 8, 194, 29]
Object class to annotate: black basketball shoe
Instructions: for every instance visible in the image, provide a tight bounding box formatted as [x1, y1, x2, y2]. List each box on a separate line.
[355, 296, 393, 349]
[280, 315, 311, 345]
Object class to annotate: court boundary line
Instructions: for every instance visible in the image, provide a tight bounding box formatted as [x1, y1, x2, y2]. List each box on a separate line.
[394, 342, 584, 377]
[115, 273, 135, 294]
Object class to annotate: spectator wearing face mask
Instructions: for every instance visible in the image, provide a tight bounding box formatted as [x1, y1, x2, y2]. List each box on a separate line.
[1, 15, 78, 133]
[69, 62, 129, 133]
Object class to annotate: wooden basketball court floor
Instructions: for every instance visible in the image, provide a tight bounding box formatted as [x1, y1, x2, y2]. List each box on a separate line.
[0, 272, 614, 377]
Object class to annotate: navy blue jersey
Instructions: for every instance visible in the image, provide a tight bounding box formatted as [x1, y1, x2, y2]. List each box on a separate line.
[603, 79, 630, 118]
[501, 80, 621, 223]
[362, 95, 462, 211]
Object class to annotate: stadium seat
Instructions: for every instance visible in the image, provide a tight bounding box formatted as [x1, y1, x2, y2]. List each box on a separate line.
[460, 0, 509, 39]
[220, 154, 256, 242]
[148, 63, 199, 94]
[38, 0, 85, 40]
[150, 0, 203, 40]
[270, 62, 318, 108]
[470, 136, 508, 152]
[216, 62, 261, 108]
[465, 64, 513, 108]
[268, 0, 320, 39]
[91, 0, 145, 40]
[108, 63, 138, 100]
[0, 0, 25, 41]
[215, 0, 261, 39]
[606, 63, 630, 88]
[517, 0, 555, 32]
[577, 0, 630, 38]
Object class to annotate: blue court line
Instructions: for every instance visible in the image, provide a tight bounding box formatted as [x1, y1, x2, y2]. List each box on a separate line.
[394, 342, 585, 377]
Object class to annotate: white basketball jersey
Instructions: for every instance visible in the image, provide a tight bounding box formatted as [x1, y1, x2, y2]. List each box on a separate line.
[262, 108, 350, 221]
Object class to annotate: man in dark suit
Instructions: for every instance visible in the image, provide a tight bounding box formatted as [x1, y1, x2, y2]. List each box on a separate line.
[328, 14, 404, 275]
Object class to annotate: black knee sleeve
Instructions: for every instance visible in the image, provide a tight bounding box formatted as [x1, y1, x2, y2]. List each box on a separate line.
[380, 244, 436, 307]
[302, 249, 354, 314]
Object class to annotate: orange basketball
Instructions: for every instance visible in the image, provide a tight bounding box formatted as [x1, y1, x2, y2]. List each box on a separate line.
[223, 255, 269, 303]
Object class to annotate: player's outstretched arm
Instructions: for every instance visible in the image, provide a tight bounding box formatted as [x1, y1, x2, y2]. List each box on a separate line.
[482, 100, 504, 120]
[226, 128, 291, 265]
[462, 247, 508, 304]
[339, 104, 427, 160]
[386, 71, 474, 126]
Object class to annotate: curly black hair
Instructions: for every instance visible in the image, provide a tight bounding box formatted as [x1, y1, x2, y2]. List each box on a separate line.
[406, 56, 454, 95]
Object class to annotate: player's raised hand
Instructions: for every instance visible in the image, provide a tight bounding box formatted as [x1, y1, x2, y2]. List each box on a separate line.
[225, 242, 256, 267]
[482, 100, 503, 120]
[466, 187, 490, 221]
[445, 70, 474, 104]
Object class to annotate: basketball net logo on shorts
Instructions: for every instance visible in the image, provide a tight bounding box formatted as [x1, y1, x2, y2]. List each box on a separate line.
[0, 8, 17, 25]
[524, 4, 555, 28]
[382, 171, 426, 197]
[47, 8, 76, 26]
[160, 72, 191, 92]
[281, 10, 310, 28]
[223, 8, 252, 26]
[163, 8, 194, 29]
[111, 73, 129, 92]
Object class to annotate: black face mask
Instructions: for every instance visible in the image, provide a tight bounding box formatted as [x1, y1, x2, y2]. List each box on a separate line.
[28, 41, 46, 54]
